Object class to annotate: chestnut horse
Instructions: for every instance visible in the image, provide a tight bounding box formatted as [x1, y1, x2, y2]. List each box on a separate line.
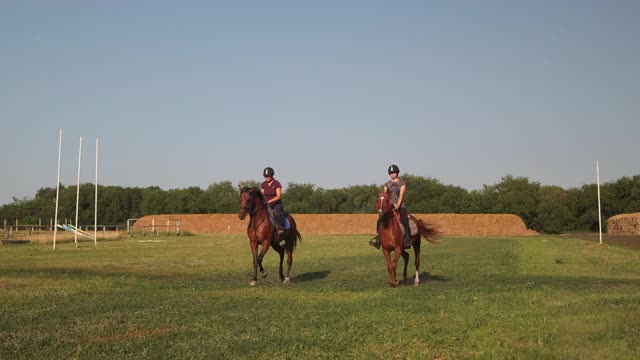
[376, 192, 440, 287]
[237, 186, 302, 286]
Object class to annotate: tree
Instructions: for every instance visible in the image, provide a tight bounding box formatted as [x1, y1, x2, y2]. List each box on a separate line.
[535, 186, 572, 234]
[282, 183, 315, 213]
[340, 185, 379, 213]
[141, 187, 166, 215]
[403, 175, 473, 213]
[606, 176, 640, 215]
[316, 188, 348, 213]
[203, 181, 238, 213]
[568, 185, 600, 232]
[491, 175, 540, 228]
[239, 180, 260, 189]
[457, 190, 485, 214]
[3, 174, 640, 231]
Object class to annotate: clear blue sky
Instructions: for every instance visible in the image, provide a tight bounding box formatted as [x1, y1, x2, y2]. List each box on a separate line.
[1, 1, 639, 205]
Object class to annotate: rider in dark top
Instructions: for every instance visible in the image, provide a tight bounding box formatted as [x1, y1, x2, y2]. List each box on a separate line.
[260, 167, 285, 235]
[369, 164, 412, 249]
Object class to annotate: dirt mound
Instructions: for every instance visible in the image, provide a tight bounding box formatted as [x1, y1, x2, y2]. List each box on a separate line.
[608, 212, 640, 235]
[133, 213, 534, 236]
[416, 214, 535, 236]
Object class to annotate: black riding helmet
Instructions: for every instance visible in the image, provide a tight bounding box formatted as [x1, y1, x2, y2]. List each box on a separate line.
[388, 164, 400, 174]
[263, 167, 275, 177]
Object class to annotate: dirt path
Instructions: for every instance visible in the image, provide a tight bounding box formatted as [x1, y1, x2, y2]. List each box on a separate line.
[557, 233, 640, 250]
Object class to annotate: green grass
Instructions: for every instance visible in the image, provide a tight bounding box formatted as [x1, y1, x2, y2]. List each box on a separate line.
[1, 235, 640, 359]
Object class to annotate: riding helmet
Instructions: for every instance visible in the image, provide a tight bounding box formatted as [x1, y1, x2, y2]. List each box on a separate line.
[263, 167, 275, 177]
[388, 164, 400, 174]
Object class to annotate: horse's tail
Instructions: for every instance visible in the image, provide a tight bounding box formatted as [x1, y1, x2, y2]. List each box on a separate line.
[285, 216, 302, 251]
[416, 218, 441, 244]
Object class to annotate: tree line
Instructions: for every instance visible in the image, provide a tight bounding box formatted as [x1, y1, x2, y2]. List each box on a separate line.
[2, 175, 639, 234]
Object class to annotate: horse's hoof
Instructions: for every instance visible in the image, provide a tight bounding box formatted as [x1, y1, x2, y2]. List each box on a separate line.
[414, 281, 420, 287]
[283, 277, 290, 283]
[249, 280, 257, 286]
[261, 271, 268, 278]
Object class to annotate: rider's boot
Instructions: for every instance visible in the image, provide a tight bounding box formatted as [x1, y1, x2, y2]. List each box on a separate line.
[369, 235, 381, 249]
[275, 213, 285, 235]
[403, 223, 412, 248]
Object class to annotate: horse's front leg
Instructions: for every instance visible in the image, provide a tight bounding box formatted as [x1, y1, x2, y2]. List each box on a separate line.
[401, 250, 410, 285]
[390, 246, 403, 287]
[382, 248, 397, 287]
[257, 241, 271, 278]
[250, 241, 259, 286]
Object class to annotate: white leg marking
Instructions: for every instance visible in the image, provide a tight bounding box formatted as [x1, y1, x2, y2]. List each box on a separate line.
[249, 280, 257, 286]
[283, 277, 290, 283]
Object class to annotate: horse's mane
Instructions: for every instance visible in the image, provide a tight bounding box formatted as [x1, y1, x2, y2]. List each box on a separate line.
[241, 186, 266, 204]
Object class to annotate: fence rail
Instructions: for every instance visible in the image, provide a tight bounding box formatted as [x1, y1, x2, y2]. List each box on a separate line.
[126, 218, 181, 237]
[3, 224, 123, 240]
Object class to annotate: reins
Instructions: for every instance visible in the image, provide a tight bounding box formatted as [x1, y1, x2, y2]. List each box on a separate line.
[377, 193, 401, 229]
[245, 190, 268, 236]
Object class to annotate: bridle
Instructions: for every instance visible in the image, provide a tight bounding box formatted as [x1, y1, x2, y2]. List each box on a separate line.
[240, 188, 257, 217]
[239, 187, 271, 237]
[378, 193, 392, 214]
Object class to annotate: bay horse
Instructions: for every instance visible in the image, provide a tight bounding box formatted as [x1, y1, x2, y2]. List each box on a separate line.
[376, 192, 440, 287]
[237, 186, 302, 286]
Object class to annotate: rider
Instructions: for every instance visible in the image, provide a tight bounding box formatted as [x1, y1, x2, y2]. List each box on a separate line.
[260, 167, 285, 235]
[369, 164, 412, 249]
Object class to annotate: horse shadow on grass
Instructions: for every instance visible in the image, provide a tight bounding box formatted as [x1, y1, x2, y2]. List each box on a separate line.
[418, 272, 450, 284]
[293, 270, 331, 283]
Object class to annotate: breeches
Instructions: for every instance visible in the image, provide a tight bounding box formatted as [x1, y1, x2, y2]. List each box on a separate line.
[272, 203, 284, 226]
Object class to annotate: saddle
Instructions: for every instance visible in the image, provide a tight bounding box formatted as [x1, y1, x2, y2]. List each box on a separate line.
[392, 210, 418, 237]
[266, 208, 291, 231]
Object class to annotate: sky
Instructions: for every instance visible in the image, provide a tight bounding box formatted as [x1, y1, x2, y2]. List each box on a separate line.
[1, 1, 639, 205]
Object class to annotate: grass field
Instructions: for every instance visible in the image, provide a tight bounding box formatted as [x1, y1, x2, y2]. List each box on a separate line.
[1, 234, 640, 359]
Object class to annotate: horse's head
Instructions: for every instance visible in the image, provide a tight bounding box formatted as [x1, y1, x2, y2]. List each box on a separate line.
[238, 185, 258, 220]
[376, 192, 392, 216]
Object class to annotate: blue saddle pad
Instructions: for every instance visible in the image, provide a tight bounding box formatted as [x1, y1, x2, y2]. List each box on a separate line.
[267, 210, 291, 230]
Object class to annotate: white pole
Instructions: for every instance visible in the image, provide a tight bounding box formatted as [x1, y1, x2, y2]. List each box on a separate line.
[53, 129, 62, 250]
[74, 136, 82, 247]
[597, 160, 603, 245]
[94, 138, 99, 246]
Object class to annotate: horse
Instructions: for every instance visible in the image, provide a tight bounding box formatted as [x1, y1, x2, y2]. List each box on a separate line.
[237, 186, 302, 286]
[375, 192, 440, 287]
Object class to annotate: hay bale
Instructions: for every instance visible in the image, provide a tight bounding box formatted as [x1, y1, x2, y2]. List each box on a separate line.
[133, 213, 535, 237]
[607, 212, 640, 235]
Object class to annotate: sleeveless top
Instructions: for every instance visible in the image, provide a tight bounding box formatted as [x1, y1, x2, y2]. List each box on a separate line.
[384, 179, 406, 208]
